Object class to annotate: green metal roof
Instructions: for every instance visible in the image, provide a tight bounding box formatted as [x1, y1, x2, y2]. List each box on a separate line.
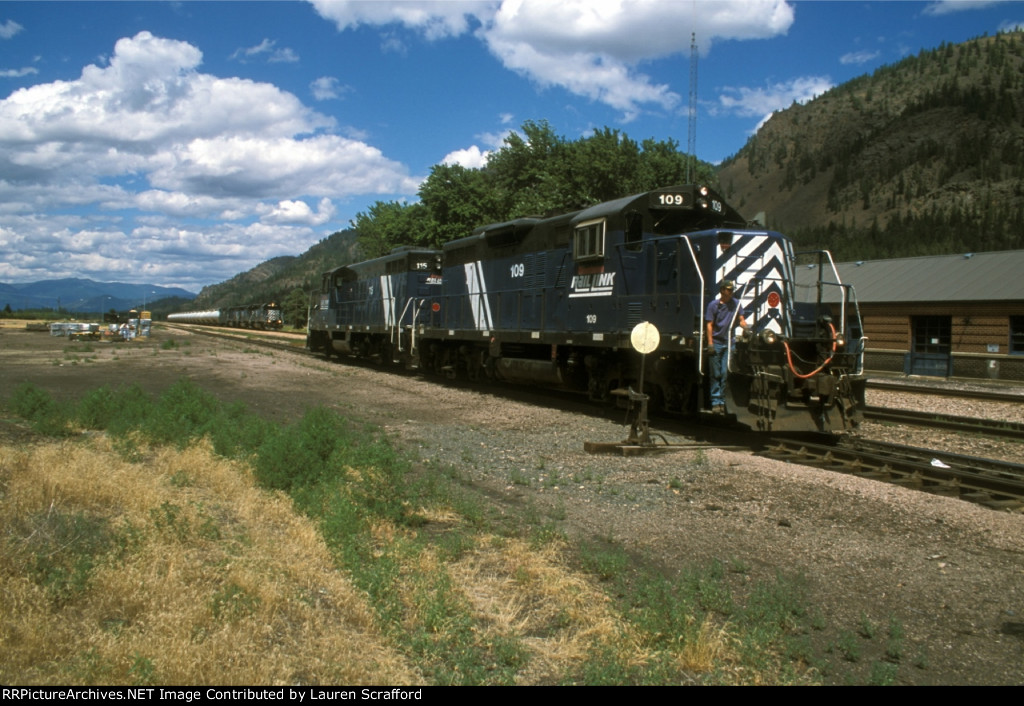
[796, 250, 1024, 303]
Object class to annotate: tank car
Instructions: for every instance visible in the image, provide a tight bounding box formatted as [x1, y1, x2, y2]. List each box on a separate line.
[167, 302, 284, 329]
[306, 247, 442, 363]
[167, 310, 222, 325]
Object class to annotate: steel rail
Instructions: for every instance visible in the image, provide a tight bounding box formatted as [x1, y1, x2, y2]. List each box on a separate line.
[869, 379, 1024, 403]
[759, 436, 1024, 511]
[862, 406, 1024, 439]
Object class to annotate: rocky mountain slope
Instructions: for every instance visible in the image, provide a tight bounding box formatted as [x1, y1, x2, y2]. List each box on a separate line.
[718, 31, 1024, 260]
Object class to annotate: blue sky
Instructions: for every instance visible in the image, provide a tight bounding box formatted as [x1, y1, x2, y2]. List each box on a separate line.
[2, 1, 1022, 292]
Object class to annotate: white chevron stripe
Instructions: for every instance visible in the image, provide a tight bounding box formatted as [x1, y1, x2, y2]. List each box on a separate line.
[464, 261, 493, 331]
[717, 235, 791, 336]
[380, 275, 395, 327]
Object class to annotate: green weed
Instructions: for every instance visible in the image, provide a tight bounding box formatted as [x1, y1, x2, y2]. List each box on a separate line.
[580, 541, 629, 582]
[868, 660, 898, 685]
[129, 653, 157, 686]
[19, 509, 113, 604]
[837, 631, 861, 662]
[886, 616, 904, 660]
[210, 582, 260, 622]
[9, 382, 70, 436]
[859, 612, 877, 639]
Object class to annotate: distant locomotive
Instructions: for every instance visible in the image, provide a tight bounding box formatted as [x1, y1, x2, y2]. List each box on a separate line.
[306, 248, 442, 364]
[168, 302, 283, 329]
[308, 184, 866, 433]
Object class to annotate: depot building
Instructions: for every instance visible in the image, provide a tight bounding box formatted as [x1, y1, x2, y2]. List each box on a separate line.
[797, 249, 1024, 380]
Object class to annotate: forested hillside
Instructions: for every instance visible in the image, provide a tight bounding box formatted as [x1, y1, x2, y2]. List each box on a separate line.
[718, 31, 1024, 260]
[191, 230, 359, 314]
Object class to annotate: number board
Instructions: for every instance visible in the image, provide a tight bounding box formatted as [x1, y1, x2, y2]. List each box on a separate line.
[649, 190, 693, 209]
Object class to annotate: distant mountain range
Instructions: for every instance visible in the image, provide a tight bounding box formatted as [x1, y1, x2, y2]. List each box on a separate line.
[0, 278, 195, 313]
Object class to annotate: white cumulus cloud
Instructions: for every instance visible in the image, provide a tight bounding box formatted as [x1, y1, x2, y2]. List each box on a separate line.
[308, 0, 796, 120]
[310, 75, 349, 100]
[309, 0, 490, 40]
[0, 30, 421, 288]
[441, 145, 490, 169]
[263, 197, 337, 226]
[715, 75, 834, 130]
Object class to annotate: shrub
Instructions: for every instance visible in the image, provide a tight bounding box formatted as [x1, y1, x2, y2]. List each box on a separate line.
[253, 406, 351, 491]
[10, 382, 70, 436]
[143, 379, 222, 447]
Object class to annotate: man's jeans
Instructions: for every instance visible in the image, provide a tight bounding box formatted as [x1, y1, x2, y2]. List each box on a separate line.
[709, 343, 729, 407]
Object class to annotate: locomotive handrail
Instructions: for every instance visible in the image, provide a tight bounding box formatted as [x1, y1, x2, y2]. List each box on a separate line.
[679, 236, 705, 375]
[795, 249, 847, 334]
[726, 280, 750, 374]
[394, 296, 417, 349]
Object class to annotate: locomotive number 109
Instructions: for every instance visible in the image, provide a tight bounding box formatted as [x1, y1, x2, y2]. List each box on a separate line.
[307, 184, 866, 434]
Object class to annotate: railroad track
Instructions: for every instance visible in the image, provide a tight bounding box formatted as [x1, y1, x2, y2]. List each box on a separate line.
[759, 436, 1024, 511]
[869, 379, 1024, 403]
[862, 406, 1024, 439]
[161, 322, 308, 353]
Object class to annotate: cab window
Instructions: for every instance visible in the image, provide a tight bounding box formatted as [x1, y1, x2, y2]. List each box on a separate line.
[573, 219, 605, 261]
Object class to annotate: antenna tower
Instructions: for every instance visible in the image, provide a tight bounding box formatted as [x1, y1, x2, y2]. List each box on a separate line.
[686, 31, 698, 183]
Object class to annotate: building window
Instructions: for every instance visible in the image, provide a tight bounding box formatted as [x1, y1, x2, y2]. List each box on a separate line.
[912, 315, 951, 355]
[573, 219, 605, 261]
[1011, 316, 1024, 355]
[910, 315, 952, 376]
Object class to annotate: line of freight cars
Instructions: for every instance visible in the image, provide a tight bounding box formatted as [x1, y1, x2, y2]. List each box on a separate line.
[167, 302, 283, 329]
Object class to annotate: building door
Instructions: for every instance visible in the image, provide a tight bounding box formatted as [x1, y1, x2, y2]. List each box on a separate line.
[909, 315, 952, 376]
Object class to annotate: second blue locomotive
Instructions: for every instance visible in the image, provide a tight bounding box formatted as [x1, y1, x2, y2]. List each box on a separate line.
[307, 185, 866, 433]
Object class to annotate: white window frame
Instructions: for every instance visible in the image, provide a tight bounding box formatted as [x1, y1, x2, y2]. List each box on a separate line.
[573, 219, 606, 261]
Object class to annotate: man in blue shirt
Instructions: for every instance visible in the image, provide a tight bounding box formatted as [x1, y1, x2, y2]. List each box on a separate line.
[705, 280, 748, 414]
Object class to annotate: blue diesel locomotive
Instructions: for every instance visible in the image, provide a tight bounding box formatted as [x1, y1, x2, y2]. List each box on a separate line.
[306, 247, 443, 364]
[308, 185, 866, 433]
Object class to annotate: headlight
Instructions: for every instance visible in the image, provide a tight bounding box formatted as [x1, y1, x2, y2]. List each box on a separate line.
[760, 330, 777, 345]
[835, 332, 846, 348]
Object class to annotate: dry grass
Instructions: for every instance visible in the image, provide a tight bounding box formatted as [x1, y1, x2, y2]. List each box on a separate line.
[446, 535, 738, 684]
[450, 536, 624, 680]
[0, 320, 49, 329]
[0, 436, 419, 686]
